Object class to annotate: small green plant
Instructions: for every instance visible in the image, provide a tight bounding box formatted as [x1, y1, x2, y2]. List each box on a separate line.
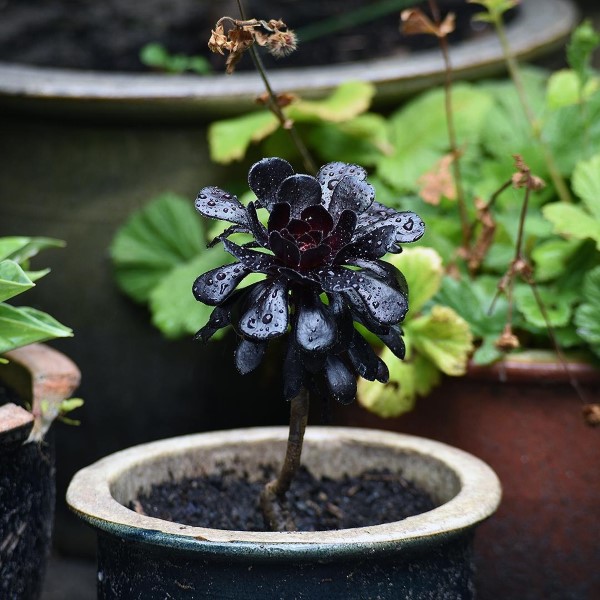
[0, 237, 72, 358]
[140, 43, 212, 75]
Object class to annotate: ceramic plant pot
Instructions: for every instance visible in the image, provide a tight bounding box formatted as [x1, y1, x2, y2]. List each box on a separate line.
[0, 344, 81, 600]
[335, 354, 600, 600]
[67, 426, 501, 599]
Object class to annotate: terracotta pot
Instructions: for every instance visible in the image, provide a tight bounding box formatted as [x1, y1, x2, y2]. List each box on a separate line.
[0, 344, 80, 600]
[67, 426, 501, 599]
[333, 355, 600, 600]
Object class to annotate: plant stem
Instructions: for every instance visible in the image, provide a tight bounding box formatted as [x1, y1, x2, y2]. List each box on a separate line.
[260, 387, 310, 531]
[236, 0, 317, 174]
[493, 15, 573, 203]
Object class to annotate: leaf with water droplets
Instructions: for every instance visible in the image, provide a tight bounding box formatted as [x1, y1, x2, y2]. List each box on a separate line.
[277, 175, 323, 218]
[377, 324, 406, 360]
[195, 187, 250, 228]
[295, 292, 337, 353]
[324, 355, 357, 404]
[234, 338, 267, 375]
[269, 230, 301, 266]
[239, 279, 289, 340]
[347, 329, 383, 381]
[327, 176, 375, 218]
[299, 244, 331, 270]
[194, 305, 232, 343]
[324, 210, 358, 256]
[317, 162, 368, 207]
[248, 157, 295, 210]
[246, 201, 269, 246]
[357, 202, 425, 244]
[338, 225, 398, 262]
[192, 262, 249, 306]
[222, 239, 276, 273]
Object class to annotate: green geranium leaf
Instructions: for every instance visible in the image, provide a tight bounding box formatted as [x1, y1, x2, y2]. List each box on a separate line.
[357, 347, 441, 418]
[543, 203, 600, 249]
[110, 194, 206, 303]
[377, 84, 493, 191]
[574, 266, 600, 357]
[0, 304, 72, 354]
[513, 284, 575, 329]
[572, 153, 600, 218]
[0, 260, 34, 302]
[388, 247, 443, 314]
[531, 238, 582, 282]
[435, 275, 507, 338]
[0, 237, 65, 264]
[472, 336, 503, 365]
[308, 113, 391, 166]
[287, 81, 375, 123]
[149, 249, 234, 339]
[407, 305, 473, 375]
[546, 70, 599, 109]
[208, 111, 279, 164]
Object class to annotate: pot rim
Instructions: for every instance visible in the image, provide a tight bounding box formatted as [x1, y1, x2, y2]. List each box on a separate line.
[67, 426, 501, 560]
[0, 0, 577, 117]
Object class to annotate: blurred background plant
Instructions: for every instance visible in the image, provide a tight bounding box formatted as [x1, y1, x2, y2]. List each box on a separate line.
[111, 5, 600, 418]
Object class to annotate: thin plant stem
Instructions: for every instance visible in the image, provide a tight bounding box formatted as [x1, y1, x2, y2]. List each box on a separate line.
[236, 0, 317, 174]
[260, 387, 310, 531]
[493, 15, 573, 204]
[428, 0, 470, 248]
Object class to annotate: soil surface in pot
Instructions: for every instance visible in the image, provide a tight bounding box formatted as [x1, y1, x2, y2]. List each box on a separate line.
[134, 466, 436, 531]
[0, 1, 514, 72]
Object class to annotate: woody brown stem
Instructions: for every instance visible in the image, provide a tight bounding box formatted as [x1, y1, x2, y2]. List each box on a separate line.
[236, 0, 317, 174]
[260, 387, 310, 531]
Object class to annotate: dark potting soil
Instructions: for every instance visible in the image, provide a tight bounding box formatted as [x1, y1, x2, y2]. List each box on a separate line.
[0, 0, 517, 73]
[134, 466, 436, 531]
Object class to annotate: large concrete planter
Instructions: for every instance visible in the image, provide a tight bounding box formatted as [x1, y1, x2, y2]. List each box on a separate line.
[67, 426, 501, 599]
[335, 354, 600, 600]
[0, 344, 81, 600]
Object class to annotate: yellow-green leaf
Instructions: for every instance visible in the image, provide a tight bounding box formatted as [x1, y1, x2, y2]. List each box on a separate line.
[208, 111, 279, 164]
[408, 305, 473, 376]
[287, 81, 375, 123]
[388, 247, 443, 314]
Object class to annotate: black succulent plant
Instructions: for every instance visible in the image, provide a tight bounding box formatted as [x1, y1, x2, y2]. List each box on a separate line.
[193, 158, 424, 405]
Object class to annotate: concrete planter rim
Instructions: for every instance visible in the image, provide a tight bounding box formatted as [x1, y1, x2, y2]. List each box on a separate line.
[67, 426, 501, 561]
[0, 0, 577, 117]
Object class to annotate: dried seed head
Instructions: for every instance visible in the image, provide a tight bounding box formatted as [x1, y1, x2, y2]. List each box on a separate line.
[512, 154, 546, 190]
[582, 403, 600, 427]
[495, 324, 520, 351]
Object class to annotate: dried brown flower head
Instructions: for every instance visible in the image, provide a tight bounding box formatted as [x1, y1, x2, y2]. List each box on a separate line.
[582, 403, 600, 427]
[512, 154, 546, 191]
[495, 324, 520, 351]
[208, 17, 297, 74]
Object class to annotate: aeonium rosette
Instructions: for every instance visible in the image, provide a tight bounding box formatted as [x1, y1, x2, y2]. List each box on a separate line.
[193, 158, 425, 405]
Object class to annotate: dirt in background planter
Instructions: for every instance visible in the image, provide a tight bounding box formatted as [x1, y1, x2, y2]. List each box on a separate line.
[0, 0, 515, 72]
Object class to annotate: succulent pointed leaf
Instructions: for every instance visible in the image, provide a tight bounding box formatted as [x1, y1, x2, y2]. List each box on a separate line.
[324, 355, 357, 404]
[195, 187, 250, 227]
[239, 280, 289, 340]
[328, 176, 375, 218]
[295, 293, 337, 353]
[277, 175, 323, 218]
[357, 203, 425, 243]
[235, 338, 267, 374]
[192, 263, 249, 306]
[317, 162, 368, 206]
[222, 239, 276, 273]
[248, 157, 295, 210]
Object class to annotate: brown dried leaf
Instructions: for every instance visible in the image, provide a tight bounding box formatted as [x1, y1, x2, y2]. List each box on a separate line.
[208, 25, 228, 55]
[418, 154, 456, 205]
[468, 196, 496, 273]
[401, 9, 455, 38]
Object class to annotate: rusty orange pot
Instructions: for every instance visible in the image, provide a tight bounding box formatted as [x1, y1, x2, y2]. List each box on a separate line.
[333, 353, 600, 600]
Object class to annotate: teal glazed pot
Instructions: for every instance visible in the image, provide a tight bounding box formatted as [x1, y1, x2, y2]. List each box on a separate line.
[67, 427, 501, 599]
